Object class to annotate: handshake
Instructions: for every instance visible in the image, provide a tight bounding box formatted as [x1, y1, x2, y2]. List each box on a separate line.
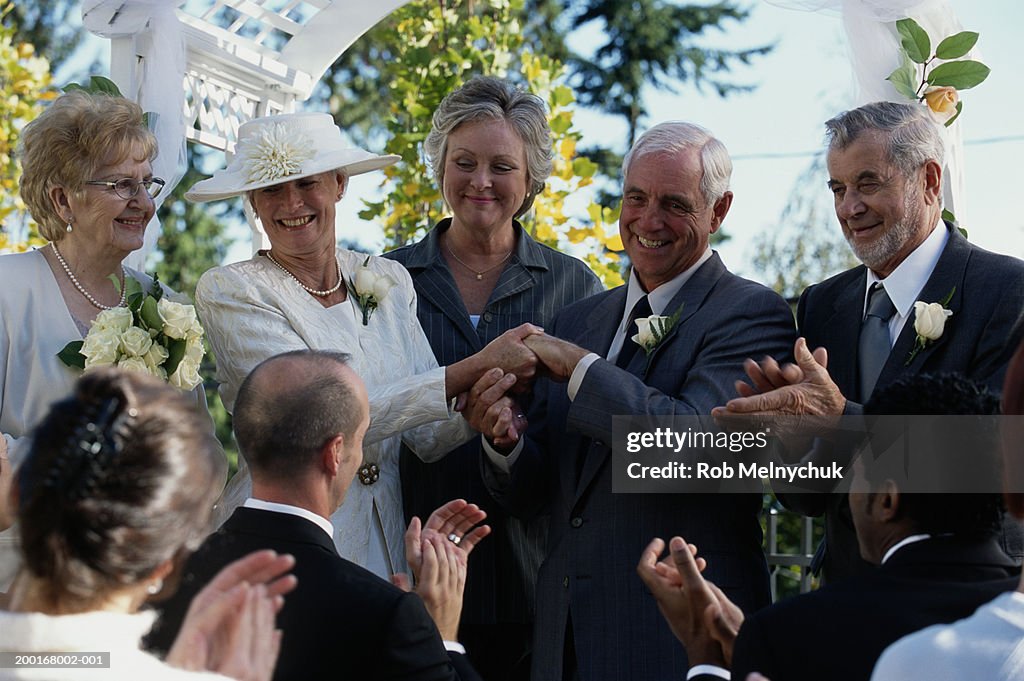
[455, 324, 590, 450]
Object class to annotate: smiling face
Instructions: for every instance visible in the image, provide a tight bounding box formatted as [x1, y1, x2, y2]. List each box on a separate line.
[827, 131, 939, 278]
[619, 148, 731, 292]
[443, 118, 529, 236]
[250, 171, 345, 257]
[57, 148, 156, 258]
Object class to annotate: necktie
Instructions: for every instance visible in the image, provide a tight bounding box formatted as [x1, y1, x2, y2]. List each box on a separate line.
[615, 295, 653, 370]
[858, 283, 897, 400]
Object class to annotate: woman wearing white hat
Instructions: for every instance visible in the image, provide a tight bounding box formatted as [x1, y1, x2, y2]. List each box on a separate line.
[188, 112, 538, 579]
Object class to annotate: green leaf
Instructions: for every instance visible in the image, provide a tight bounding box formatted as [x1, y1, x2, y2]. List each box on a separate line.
[572, 157, 599, 178]
[886, 58, 919, 100]
[941, 208, 957, 224]
[140, 296, 162, 330]
[944, 100, 963, 127]
[935, 31, 979, 60]
[957, 226, 969, 239]
[165, 338, 187, 376]
[927, 60, 991, 89]
[896, 18, 931, 64]
[552, 85, 575, 107]
[57, 340, 86, 370]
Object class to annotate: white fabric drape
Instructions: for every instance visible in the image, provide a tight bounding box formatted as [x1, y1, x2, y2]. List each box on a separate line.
[765, 0, 976, 222]
[81, 1, 188, 271]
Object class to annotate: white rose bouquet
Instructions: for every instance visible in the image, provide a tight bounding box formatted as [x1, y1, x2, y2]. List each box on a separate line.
[58, 275, 206, 390]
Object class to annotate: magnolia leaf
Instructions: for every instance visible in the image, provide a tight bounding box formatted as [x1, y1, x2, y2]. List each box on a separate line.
[944, 100, 963, 127]
[896, 18, 930, 64]
[927, 60, 991, 89]
[958, 226, 969, 239]
[935, 31, 979, 60]
[165, 338, 187, 376]
[552, 84, 575, 107]
[941, 208, 958, 224]
[886, 59, 918, 100]
[572, 157, 599, 178]
[140, 296, 162, 331]
[57, 340, 86, 370]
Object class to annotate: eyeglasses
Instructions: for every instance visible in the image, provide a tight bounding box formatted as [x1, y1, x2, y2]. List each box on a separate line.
[84, 177, 166, 200]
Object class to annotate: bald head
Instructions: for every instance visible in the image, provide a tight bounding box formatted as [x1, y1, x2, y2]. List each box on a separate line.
[233, 350, 367, 482]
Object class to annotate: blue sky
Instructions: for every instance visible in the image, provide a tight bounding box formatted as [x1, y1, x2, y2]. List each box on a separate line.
[70, 1, 1024, 282]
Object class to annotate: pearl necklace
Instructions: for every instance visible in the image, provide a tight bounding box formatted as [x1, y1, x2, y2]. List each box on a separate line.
[264, 251, 344, 297]
[51, 242, 126, 310]
[445, 242, 513, 281]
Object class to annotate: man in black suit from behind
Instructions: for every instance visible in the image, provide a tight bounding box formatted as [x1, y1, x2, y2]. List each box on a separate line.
[640, 373, 1020, 681]
[148, 349, 487, 681]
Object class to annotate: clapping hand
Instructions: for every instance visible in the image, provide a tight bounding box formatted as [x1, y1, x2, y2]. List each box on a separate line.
[166, 550, 297, 681]
[637, 537, 744, 668]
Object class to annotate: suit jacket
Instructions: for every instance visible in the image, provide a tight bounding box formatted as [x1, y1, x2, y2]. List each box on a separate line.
[483, 253, 797, 681]
[384, 219, 602, 628]
[146, 507, 480, 681]
[787, 225, 1024, 581]
[725, 535, 1020, 681]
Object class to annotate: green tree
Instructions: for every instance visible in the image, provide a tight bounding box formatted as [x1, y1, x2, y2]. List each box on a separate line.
[2, 0, 84, 73]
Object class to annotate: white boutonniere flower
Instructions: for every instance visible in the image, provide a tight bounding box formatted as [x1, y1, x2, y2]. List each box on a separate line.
[906, 287, 954, 365]
[238, 122, 316, 184]
[631, 304, 684, 359]
[348, 256, 396, 326]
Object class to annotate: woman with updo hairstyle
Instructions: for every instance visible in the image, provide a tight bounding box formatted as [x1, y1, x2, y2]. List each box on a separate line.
[0, 369, 291, 680]
[383, 75, 602, 680]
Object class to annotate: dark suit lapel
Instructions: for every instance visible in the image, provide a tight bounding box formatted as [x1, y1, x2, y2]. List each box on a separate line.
[823, 271, 866, 399]
[877, 226, 968, 387]
[401, 225, 481, 351]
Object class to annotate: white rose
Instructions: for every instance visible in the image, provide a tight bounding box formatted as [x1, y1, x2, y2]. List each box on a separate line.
[372, 273, 397, 302]
[119, 326, 153, 358]
[117, 356, 157, 377]
[184, 337, 205, 364]
[81, 328, 122, 368]
[913, 301, 953, 341]
[354, 266, 378, 296]
[632, 315, 669, 350]
[169, 356, 202, 390]
[144, 342, 169, 371]
[158, 299, 199, 340]
[92, 307, 133, 334]
[185, 318, 204, 341]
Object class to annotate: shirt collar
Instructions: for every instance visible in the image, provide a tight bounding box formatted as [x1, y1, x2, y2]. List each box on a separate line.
[865, 219, 947, 317]
[243, 498, 335, 540]
[880, 533, 932, 564]
[622, 247, 713, 329]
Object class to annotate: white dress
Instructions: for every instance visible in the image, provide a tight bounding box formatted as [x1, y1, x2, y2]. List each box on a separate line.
[0, 609, 230, 681]
[195, 248, 475, 576]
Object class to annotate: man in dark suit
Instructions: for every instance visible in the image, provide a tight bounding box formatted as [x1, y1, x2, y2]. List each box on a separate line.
[464, 121, 797, 681]
[641, 373, 1019, 681]
[147, 350, 487, 681]
[714, 101, 1024, 581]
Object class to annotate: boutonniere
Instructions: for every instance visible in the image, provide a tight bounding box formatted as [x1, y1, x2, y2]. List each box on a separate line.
[906, 287, 955, 365]
[632, 305, 684, 359]
[58, 275, 206, 390]
[348, 256, 397, 326]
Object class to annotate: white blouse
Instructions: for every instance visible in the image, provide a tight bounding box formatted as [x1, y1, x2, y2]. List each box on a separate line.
[195, 248, 474, 576]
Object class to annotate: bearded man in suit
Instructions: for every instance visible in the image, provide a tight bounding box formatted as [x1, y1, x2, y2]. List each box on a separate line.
[148, 350, 488, 681]
[714, 101, 1024, 582]
[464, 121, 797, 681]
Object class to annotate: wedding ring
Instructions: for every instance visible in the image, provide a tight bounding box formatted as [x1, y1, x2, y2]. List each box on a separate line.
[447, 532, 462, 546]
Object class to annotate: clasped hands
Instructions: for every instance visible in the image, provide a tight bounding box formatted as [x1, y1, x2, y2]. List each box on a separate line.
[461, 327, 590, 449]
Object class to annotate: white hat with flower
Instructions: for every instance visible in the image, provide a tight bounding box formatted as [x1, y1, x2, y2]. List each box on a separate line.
[186, 112, 399, 202]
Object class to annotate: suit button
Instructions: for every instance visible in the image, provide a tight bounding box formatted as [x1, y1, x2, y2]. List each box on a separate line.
[562, 576, 569, 588]
[483, 312, 493, 323]
[570, 516, 583, 528]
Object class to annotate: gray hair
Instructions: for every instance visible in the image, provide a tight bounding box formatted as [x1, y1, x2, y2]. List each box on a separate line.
[622, 121, 732, 206]
[825, 101, 945, 177]
[425, 76, 553, 218]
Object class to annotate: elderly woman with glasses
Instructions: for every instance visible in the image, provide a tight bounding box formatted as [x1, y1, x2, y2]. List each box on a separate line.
[0, 90, 179, 591]
[187, 112, 538, 581]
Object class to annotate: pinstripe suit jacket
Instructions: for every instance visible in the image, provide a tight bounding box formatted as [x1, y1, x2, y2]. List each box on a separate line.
[384, 219, 602, 627]
[483, 252, 797, 681]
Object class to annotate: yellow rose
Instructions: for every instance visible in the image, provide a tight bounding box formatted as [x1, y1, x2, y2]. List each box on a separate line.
[119, 326, 153, 358]
[923, 86, 959, 123]
[158, 299, 199, 340]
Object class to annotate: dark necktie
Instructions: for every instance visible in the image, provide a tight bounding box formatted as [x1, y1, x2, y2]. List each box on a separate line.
[858, 283, 896, 400]
[615, 295, 653, 370]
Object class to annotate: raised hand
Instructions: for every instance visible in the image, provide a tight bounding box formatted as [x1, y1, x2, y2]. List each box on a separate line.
[523, 333, 590, 382]
[403, 499, 491, 582]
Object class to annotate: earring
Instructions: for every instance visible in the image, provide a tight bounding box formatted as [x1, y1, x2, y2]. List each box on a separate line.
[147, 578, 163, 595]
[66, 221, 73, 233]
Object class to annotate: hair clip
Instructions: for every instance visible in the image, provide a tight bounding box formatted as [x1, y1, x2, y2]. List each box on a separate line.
[46, 397, 126, 501]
